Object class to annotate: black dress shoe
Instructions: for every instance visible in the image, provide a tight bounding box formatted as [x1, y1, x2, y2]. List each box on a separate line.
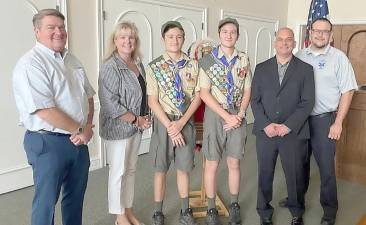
[260, 217, 273, 225]
[278, 197, 289, 208]
[291, 217, 303, 225]
[320, 217, 335, 225]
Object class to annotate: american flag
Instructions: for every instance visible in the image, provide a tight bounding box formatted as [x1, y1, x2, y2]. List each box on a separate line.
[304, 0, 329, 47]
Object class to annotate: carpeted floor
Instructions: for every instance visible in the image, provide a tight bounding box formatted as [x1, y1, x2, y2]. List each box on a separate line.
[1, 126, 365, 225]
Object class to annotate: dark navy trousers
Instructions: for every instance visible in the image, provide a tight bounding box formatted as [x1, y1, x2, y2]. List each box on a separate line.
[304, 113, 338, 220]
[256, 132, 308, 219]
[23, 131, 90, 225]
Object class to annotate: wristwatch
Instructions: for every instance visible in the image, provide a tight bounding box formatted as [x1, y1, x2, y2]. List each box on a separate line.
[75, 126, 84, 135]
[131, 115, 138, 124]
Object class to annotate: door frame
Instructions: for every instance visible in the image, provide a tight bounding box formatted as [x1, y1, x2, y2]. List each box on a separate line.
[97, 0, 207, 65]
[221, 10, 279, 66]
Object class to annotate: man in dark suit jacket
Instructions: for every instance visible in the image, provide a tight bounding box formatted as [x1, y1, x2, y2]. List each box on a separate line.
[251, 28, 315, 225]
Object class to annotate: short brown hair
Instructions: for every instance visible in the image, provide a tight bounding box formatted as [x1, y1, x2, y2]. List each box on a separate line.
[33, 9, 65, 28]
[311, 17, 333, 31]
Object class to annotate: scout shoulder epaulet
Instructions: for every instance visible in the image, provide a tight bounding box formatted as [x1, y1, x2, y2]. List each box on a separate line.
[148, 55, 164, 68]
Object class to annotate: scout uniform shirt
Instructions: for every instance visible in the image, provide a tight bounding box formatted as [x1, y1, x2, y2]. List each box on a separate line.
[199, 46, 252, 109]
[146, 52, 199, 116]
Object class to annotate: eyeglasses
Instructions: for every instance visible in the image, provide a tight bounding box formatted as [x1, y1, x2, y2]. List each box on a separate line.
[311, 29, 331, 35]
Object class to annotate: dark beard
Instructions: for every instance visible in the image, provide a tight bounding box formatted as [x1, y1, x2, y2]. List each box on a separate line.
[312, 42, 328, 49]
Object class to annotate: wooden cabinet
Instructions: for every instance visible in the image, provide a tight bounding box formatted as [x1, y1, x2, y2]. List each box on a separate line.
[338, 24, 366, 85]
[334, 25, 366, 185]
[336, 91, 366, 185]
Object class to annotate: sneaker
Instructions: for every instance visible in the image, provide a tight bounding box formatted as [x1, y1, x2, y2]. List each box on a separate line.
[260, 217, 273, 225]
[206, 208, 222, 225]
[228, 202, 241, 225]
[152, 211, 164, 225]
[320, 217, 335, 225]
[291, 217, 304, 225]
[179, 208, 197, 225]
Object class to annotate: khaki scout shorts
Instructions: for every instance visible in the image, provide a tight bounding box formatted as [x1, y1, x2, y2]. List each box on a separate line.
[149, 115, 196, 172]
[202, 106, 247, 161]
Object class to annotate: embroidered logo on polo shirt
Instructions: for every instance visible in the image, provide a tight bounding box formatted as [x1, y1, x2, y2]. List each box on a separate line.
[318, 59, 326, 70]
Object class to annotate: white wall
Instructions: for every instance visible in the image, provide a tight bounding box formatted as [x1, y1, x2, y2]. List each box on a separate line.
[0, 0, 61, 194]
[67, 0, 289, 90]
[162, 0, 289, 39]
[287, 0, 366, 48]
[1, 0, 289, 193]
[0, 0, 101, 194]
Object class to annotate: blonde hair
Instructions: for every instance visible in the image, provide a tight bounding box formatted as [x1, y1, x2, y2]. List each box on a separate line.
[104, 21, 142, 62]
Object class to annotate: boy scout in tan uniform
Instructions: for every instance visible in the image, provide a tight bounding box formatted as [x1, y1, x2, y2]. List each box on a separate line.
[199, 18, 252, 225]
[146, 21, 201, 225]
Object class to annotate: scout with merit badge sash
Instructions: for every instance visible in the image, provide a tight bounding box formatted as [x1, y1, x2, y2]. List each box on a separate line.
[148, 54, 196, 115]
[199, 47, 249, 110]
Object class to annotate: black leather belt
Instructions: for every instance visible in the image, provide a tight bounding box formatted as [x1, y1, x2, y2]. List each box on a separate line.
[310, 111, 335, 119]
[28, 130, 70, 136]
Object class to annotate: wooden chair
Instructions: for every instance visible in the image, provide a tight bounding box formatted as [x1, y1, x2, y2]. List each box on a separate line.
[357, 215, 366, 225]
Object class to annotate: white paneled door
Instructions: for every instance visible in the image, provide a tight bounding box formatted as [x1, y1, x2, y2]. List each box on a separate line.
[0, 0, 66, 194]
[101, 0, 207, 65]
[100, 0, 207, 158]
[221, 10, 279, 124]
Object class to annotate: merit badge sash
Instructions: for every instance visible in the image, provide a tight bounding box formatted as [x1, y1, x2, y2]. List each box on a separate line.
[149, 56, 187, 112]
[199, 51, 246, 108]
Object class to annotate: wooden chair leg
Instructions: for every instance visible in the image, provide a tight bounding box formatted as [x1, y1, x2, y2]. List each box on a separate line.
[189, 154, 229, 218]
[357, 215, 366, 225]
